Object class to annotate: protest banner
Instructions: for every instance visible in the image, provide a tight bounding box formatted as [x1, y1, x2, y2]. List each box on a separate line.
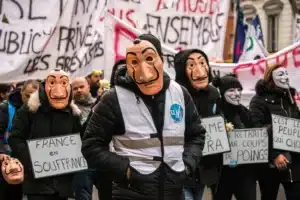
[141, 0, 229, 59]
[223, 128, 268, 165]
[104, 12, 177, 81]
[1, 1, 300, 109]
[0, 0, 106, 83]
[272, 114, 300, 153]
[27, 134, 87, 179]
[201, 116, 230, 156]
[102, 12, 300, 107]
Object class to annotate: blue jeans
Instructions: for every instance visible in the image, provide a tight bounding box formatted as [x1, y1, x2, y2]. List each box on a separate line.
[72, 169, 99, 200]
[183, 183, 204, 200]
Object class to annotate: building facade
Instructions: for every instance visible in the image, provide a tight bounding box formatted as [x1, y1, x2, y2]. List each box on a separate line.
[241, 0, 294, 53]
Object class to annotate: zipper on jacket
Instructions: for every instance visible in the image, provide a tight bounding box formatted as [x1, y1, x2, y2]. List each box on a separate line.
[281, 98, 289, 117]
[289, 168, 293, 183]
[135, 95, 140, 104]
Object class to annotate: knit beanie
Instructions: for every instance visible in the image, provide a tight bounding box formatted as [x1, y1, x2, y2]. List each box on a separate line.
[212, 74, 243, 95]
[264, 64, 285, 83]
[136, 34, 163, 61]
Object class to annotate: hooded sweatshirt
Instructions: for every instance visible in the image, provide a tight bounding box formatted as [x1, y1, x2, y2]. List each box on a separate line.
[174, 49, 221, 186]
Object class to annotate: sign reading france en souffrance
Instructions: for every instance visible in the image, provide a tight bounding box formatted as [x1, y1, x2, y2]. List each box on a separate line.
[170, 104, 183, 123]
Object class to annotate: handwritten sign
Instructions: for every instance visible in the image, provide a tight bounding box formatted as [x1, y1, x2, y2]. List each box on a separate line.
[27, 134, 87, 179]
[201, 116, 230, 156]
[272, 114, 300, 153]
[223, 128, 268, 165]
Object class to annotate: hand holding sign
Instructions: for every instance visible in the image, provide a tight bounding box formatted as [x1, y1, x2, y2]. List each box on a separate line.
[274, 154, 289, 170]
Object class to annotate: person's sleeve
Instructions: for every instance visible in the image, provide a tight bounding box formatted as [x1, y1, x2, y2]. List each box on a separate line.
[182, 88, 206, 173]
[81, 89, 129, 181]
[249, 96, 268, 128]
[0, 104, 8, 154]
[8, 105, 32, 170]
[249, 96, 289, 161]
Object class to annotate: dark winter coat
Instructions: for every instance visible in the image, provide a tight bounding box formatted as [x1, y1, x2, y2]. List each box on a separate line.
[250, 79, 300, 182]
[8, 85, 82, 197]
[0, 88, 23, 154]
[174, 49, 221, 186]
[82, 68, 206, 200]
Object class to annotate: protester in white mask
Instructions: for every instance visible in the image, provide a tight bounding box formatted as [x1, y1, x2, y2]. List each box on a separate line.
[212, 74, 256, 200]
[250, 64, 300, 200]
[272, 67, 290, 89]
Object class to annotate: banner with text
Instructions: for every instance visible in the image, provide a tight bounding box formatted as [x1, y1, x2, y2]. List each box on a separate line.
[141, 0, 229, 59]
[0, 0, 106, 83]
[103, 14, 300, 107]
[201, 116, 230, 156]
[223, 128, 268, 165]
[104, 12, 177, 81]
[272, 114, 300, 153]
[27, 134, 87, 179]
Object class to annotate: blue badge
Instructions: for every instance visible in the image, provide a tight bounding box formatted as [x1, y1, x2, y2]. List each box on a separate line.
[170, 104, 183, 123]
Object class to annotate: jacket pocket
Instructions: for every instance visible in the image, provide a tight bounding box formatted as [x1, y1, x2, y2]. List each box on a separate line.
[128, 166, 160, 195]
[164, 164, 187, 185]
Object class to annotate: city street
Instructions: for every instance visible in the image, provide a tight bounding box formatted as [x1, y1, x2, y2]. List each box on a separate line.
[91, 183, 287, 200]
[21, 182, 286, 200]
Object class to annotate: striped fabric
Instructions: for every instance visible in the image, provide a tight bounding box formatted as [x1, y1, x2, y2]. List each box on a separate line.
[114, 81, 185, 174]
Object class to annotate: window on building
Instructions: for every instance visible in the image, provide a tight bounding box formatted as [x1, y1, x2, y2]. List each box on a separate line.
[267, 15, 279, 53]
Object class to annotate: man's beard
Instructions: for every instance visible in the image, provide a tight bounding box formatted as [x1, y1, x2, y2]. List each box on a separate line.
[74, 94, 89, 104]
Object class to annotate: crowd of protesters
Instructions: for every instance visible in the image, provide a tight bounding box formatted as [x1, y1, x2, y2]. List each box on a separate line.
[0, 34, 299, 200]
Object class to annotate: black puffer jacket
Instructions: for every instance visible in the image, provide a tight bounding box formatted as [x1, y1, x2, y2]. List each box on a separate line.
[9, 84, 82, 197]
[250, 79, 300, 182]
[82, 68, 206, 200]
[174, 49, 221, 186]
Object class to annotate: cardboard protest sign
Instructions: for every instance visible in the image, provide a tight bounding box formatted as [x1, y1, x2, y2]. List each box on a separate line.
[201, 116, 230, 156]
[272, 114, 300, 153]
[223, 128, 268, 165]
[27, 134, 87, 179]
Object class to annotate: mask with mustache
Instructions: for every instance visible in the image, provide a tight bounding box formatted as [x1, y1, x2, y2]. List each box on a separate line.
[126, 39, 163, 95]
[186, 52, 209, 89]
[272, 67, 290, 89]
[224, 88, 242, 106]
[1, 157, 24, 184]
[45, 70, 71, 109]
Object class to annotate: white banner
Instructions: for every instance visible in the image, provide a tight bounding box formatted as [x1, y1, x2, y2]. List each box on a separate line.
[223, 128, 268, 165]
[201, 116, 230, 156]
[0, 0, 106, 83]
[102, 13, 300, 107]
[272, 114, 300, 153]
[27, 134, 87, 179]
[141, 0, 229, 60]
[104, 12, 177, 81]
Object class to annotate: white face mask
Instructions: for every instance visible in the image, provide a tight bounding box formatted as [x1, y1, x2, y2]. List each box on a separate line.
[224, 88, 242, 106]
[272, 67, 290, 89]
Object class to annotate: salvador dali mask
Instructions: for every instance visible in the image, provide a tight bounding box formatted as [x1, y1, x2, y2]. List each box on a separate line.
[126, 40, 163, 95]
[1, 157, 24, 184]
[224, 88, 242, 106]
[45, 70, 71, 109]
[272, 67, 290, 89]
[186, 52, 209, 89]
